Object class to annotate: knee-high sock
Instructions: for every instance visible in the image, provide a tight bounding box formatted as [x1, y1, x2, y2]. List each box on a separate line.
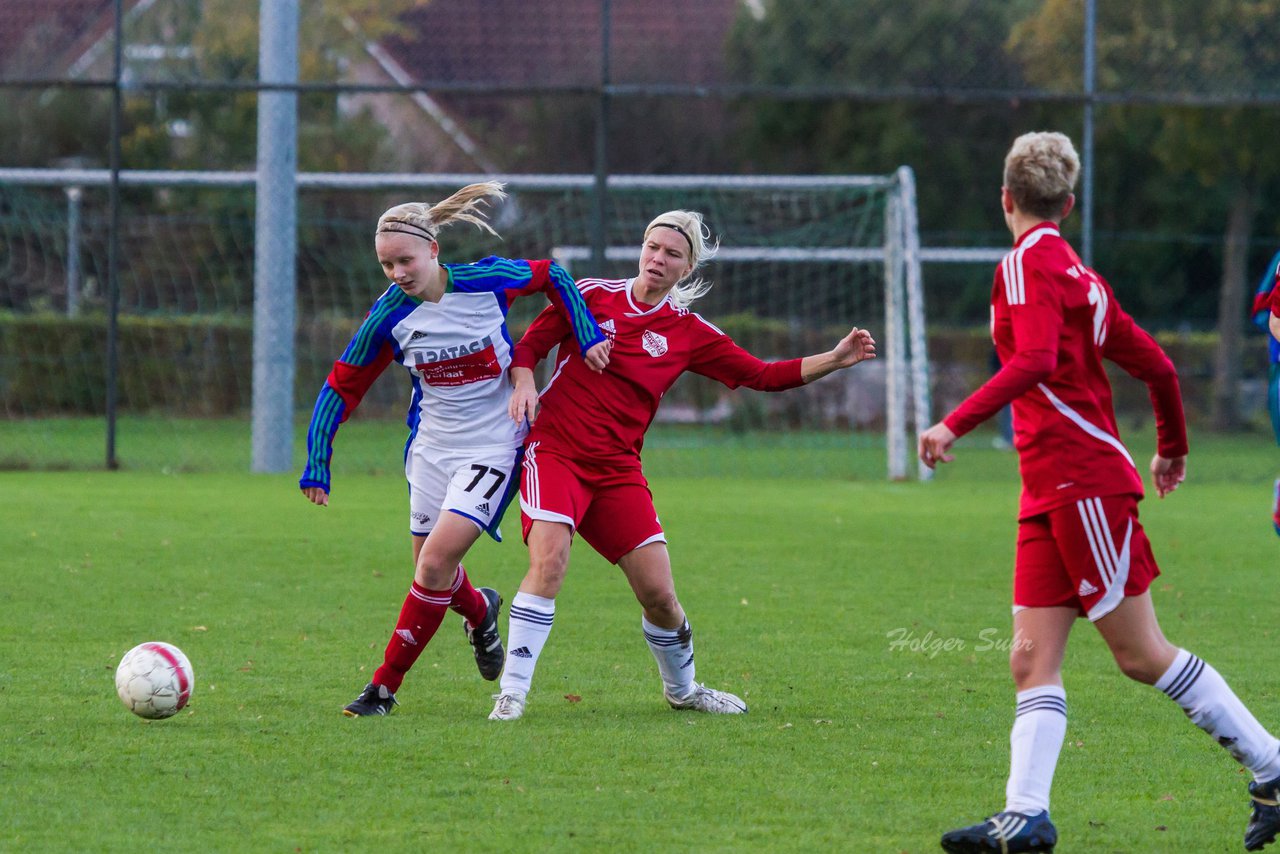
[1156, 649, 1280, 781]
[1005, 685, 1068, 815]
[372, 580, 449, 693]
[447, 564, 487, 627]
[642, 615, 695, 699]
[497, 592, 554, 697]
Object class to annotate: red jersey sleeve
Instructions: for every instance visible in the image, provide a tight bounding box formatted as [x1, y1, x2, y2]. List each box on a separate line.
[512, 302, 571, 370]
[1272, 280, 1280, 318]
[943, 350, 1056, 438]
[686, 314, 804, 390]
[944, 263, 1061, 437]
[1100, 301, 1188, 459]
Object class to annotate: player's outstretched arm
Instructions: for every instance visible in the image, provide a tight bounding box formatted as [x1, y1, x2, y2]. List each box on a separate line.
[509, 366, 539, 425]
[918, 421, 957, 469]
[1151, 454, 1186, 499]
[799, 327, 877, 383]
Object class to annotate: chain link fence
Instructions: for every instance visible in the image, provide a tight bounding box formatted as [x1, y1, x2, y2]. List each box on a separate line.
[2, 0, 1278, 472]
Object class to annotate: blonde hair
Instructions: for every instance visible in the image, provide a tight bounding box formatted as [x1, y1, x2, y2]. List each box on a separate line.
[375, 181, 507, 242]
[1003, 132, 1079, 221]
[642, 210, 719, 308]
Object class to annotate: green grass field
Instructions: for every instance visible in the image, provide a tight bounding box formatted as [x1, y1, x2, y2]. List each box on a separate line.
[2, 431, 1278, 852]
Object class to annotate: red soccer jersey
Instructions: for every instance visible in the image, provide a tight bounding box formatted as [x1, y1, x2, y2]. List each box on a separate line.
[511, 277, 804, 462]
[944, 223, 1188, 519]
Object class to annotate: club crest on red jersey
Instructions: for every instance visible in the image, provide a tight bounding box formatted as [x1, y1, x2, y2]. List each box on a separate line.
[641, 330, 668, 357]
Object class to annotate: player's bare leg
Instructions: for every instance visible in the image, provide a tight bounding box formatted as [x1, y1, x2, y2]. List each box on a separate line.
[1096, 593, 1280, 850]
[617, 543, 745, 714]
[345, 515, 490, 717]
[942, 607, 1073, 854]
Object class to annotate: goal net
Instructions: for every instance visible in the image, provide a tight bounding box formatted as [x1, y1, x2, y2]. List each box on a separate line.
[0, 170, 928, 479]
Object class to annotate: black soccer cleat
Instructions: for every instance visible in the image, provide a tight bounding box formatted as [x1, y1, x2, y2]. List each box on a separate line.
[342, 682, 397, 717]
[940, 809, 1057, 853]
[1247, 777, 1280, 851]
[464, 587, 504, 681]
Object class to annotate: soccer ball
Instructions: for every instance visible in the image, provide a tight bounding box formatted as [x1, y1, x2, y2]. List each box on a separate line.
[115, 642, 195, 719]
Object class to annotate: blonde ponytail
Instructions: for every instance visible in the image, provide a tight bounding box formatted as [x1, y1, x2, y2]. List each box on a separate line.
[376, 181, 507, 241]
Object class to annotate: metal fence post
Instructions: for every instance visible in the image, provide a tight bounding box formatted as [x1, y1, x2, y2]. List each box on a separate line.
[105, 0, 123, 470]
[251, 0, 299, 473]
[65, 186, 82, 318]
[1082, 0, 1096, 266]
[590, 0, 611, 270]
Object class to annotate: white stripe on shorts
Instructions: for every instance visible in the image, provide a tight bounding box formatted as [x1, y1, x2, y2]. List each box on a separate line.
[523, 441, 540, 509]
[1076, 497, 1132, 621]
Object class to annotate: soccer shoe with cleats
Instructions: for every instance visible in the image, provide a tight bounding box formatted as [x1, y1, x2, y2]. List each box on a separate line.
[488, 691, 526, 720]
[664, 682, 747, 714]
[464, 587, 504, 681]
[940, 809, 1057, 854]
[1246, 777, 1280, 851]
[342, 682, 398, 717]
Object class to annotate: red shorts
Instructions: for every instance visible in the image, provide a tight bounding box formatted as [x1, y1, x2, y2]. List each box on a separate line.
[1014, 494, 1160, 621]
[519, 441, 665, 564]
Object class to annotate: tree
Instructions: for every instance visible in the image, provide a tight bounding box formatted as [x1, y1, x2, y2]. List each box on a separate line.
[1008, 0, 1280, 429]
[722, 0, 1066, 324]
[0, 0, 430, 173]
[123, 0, 430, 171]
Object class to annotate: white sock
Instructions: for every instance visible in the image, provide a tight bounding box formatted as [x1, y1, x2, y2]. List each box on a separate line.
[1005, 685, 1067, 815]
[642, 615, 695, 699]
[498, 592, 555, 698]
[1156, 649, 1280, 781]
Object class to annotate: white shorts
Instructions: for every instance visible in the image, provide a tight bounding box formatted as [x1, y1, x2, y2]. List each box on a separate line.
[405, 441, 523, 542]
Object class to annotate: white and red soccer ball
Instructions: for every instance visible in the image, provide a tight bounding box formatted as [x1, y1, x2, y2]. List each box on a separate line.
[115, 642, 195, 719]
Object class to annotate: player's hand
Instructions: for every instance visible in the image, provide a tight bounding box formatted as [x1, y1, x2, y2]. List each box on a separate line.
[1151, 454, 1186, 498]
[918, 422, 957, 469]
[583, 339, 612, 373]
[301, 486, 329, 507]
[833, 327, 876, 368]
[508, 366, 539, 425]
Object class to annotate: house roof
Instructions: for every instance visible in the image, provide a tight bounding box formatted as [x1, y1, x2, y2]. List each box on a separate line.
[0, 0, 126, 78]
[2, 0, 742, 86]
[383, 0, 741, 88]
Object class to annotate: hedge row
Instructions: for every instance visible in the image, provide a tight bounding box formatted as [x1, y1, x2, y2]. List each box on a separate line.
[0, 312, 1266, 427]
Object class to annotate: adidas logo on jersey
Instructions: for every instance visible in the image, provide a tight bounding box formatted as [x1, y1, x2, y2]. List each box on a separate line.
[511, 646, 533, 659]
[1077, 578, 1099, 597]
[396, 628, 419, 646]
[410, 329, 429, 340]
[599, 318, 616, 341]
[475, 501, 490, 515]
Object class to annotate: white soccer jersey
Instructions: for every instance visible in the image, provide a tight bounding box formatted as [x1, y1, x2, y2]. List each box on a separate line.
[301, 257, 605, 493]
[395, 287, 525, 448]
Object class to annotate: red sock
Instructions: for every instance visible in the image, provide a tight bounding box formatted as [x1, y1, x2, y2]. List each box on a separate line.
[372, 581, 449, 692]
[449, 564, 488, 626]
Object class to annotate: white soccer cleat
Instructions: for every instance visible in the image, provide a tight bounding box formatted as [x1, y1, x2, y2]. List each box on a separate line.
[664, 682, 747, 714]
[488, 691, 526, 720]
